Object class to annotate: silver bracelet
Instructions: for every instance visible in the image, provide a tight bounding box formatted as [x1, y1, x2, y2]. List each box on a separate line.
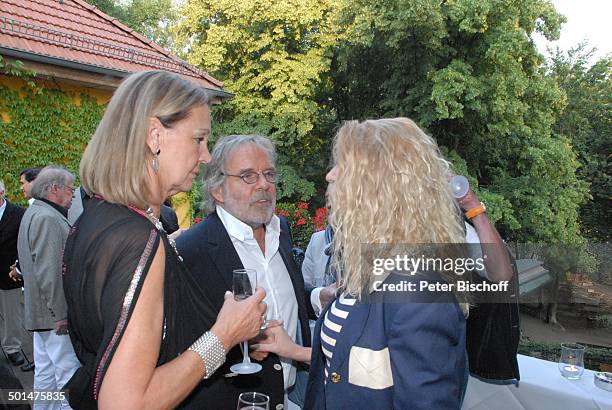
[188, 331, 226, 379]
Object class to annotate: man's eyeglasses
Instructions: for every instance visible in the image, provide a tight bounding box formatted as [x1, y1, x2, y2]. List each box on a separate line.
[222, 170, 278, 184]
[56, 184, 76, 194]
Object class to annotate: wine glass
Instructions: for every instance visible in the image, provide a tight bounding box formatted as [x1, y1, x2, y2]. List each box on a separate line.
[237, 392, 269, 410]
[230, 269, 262, 375]
[255, 271, 280, 328]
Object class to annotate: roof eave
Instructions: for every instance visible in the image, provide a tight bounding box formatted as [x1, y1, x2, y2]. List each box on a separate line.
[0, 47, 234, 100]
[1, 46, 127, 78]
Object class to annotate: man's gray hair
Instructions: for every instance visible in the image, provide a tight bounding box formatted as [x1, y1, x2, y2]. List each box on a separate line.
[202, 135, 277, 214]
[31, 165, 75, 199]
[0, 179, 5, 192]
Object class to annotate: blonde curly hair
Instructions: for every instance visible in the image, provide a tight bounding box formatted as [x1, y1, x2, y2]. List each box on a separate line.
[329, 118, 469, 309]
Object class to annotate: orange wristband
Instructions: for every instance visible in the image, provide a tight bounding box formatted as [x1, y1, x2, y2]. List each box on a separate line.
[465, 202, 486, 219]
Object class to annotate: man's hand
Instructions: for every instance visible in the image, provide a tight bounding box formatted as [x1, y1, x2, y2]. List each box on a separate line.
[55, 319, 69, 336]
[457, 189, 480, 211]
[319, 283, 337, 309]
[8, 264, 22, 282]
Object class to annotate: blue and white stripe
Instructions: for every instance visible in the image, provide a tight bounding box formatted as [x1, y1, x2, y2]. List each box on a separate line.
[320, 293, 356, 379]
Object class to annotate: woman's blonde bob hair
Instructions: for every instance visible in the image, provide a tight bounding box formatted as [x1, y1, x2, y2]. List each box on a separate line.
[80, 70, 211, 209]
[330, 118, 467, 305]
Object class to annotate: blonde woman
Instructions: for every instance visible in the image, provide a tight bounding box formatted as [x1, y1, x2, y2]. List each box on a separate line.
[255, 118, 468, 409]
[62, 71, 266, 409]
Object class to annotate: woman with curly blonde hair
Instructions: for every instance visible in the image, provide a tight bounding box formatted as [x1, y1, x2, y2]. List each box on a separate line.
[255, 118, 468, 409]
[328, 118, 469, 300]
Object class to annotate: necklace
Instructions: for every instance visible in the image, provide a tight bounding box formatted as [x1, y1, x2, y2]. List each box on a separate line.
[141, 207, 183, 262]
[145, 207, 164, 231]
[145, 207, 183, 262]
[93, 195, 183, 261]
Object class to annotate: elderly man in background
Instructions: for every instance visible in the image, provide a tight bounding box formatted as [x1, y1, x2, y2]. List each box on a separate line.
[178, 135, 312, 410]
[0, 179, 29, 368]
[17, 166, 79, 409]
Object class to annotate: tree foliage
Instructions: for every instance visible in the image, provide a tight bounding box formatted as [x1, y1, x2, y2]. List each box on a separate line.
[84, 0, 177, 48]
[176, 0, 338, 200]
[66, 0, 603, 246]
[547, 45, 611, 242]
[328, 0, 588, 243]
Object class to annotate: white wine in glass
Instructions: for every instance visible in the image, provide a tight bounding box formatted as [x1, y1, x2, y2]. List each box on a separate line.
[230, 269, 262, 375]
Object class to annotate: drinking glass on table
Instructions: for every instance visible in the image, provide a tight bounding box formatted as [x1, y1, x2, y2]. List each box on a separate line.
[237, 392, 270, 410]
[558, 343, 585, 380]
[230, 269, 263, 374]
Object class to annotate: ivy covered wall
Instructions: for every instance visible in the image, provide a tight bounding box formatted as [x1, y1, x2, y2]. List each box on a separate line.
[0, 76, 107, 205]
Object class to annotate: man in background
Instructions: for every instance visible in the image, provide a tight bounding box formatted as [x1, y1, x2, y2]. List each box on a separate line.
[0, 179, 29, 368]
[19, 167, 41, 205]
[18, 166, 79, 409]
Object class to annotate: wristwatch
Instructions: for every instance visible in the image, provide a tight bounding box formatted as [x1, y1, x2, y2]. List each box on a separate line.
[465, 202, 486, 219]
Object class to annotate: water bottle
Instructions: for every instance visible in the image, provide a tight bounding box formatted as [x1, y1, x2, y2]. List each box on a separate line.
[449, 175, 469, 199]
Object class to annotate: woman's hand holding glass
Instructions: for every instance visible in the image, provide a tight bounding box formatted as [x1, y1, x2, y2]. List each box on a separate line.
[210, 287, 267, 353]
[252, 321, 311, 364]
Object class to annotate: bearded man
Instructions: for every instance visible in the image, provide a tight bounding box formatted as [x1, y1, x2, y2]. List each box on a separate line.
[177, 135, 311, 410]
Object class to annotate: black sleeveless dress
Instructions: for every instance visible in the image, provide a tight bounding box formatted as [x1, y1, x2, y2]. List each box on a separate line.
[63, 196, 218, 409]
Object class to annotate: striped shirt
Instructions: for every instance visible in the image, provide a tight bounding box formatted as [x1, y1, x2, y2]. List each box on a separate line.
[320, 293, 357, 380]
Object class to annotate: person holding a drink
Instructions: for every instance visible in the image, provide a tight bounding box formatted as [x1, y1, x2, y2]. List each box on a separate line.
[177, 135, 313, 409]
[62, 71, 267, 409]
[255, 118, 470, 409]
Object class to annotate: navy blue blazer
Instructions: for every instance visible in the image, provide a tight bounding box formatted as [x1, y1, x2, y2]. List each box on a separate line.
[176, 212, 312, 409]
[304, 272, 467, 410]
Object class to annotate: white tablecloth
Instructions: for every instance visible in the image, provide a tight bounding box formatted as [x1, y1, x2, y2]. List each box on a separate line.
[462, 354, 612, 410]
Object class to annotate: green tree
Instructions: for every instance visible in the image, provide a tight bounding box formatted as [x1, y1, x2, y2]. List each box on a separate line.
[547, 46, 611, 242]
[85, 0, 177, 49]
[330, 0, 588, 243]
[177, 0, 338, 201]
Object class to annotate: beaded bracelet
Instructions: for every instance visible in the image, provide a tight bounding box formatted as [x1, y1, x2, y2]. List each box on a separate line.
[188, 331, 226, 379]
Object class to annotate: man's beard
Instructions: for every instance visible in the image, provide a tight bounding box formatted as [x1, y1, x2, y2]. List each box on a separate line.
[224, 189, 275, 228]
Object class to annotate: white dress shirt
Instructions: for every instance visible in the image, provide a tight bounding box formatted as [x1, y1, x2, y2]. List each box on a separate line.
[465, 222, 489, 279]
[302, 230, 329, 317]
[216, 205, 298, 389]
[0, 198, 6, 221]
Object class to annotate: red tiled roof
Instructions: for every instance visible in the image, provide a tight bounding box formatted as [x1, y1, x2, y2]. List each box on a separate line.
[0, 0, 224, 90]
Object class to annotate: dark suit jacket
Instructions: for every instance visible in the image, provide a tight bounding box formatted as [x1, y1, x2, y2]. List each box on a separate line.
[304, 272, 467, 410]
[176, 212, 312, 410]
[160, 204, 179, 234]
[0, 200, 25, 290]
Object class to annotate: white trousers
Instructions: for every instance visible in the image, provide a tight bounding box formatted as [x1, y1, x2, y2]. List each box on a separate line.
[33, 330, 80, 410]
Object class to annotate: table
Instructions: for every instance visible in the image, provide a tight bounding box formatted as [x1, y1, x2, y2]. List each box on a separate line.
[462, 354, 612, 410]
